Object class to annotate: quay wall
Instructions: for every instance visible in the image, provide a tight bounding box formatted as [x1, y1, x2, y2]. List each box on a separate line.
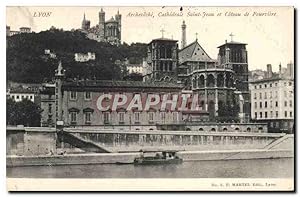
[7, 149, 294, 167]
[7, 126, 286, 156]
[66, 128, 284, 153]
[6, 127, 57, 156]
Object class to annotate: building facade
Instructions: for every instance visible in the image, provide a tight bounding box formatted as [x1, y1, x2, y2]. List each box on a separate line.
[74, 52, 96, 62]
[178, 39, 240, 121]
[8, 89, 35, 103]
[40, 83, 56, 127]
[81, 8, 121, 45]
[143, 38, 178, 83]
[6, 26, 31, 36]
[39, 62, 267, 133]
[249, 63, 294, 133]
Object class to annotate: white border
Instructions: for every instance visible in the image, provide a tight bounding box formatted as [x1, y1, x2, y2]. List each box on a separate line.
[1, 0, 299, 196]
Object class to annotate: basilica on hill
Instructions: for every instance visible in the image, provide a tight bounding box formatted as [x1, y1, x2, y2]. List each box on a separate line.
[80, 8, 121, 45]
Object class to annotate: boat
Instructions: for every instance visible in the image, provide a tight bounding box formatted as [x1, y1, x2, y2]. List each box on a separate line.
[133, 151, 183, 165]
[115, 161, 133, 165]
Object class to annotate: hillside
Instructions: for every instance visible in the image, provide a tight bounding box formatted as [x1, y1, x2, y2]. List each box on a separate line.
[6, 29, 148, 83]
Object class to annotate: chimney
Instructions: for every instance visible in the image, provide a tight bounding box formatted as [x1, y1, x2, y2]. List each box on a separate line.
[181, 20, 187, 49]
[266, 64, 272, 78]
[279, 63, 282, 78]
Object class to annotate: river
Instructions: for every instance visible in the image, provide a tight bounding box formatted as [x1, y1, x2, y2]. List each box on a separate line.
[7, 158, 293, 178]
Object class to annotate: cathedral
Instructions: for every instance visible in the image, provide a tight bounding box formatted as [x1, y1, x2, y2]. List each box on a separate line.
[143, 21, 250, 122]
[81, 8, 121, 45]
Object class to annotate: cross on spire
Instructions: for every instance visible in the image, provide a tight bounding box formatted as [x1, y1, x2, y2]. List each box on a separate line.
[229, 32, 234, 42]
[195, 32, 198, 41]
[160, 28, 165, 38]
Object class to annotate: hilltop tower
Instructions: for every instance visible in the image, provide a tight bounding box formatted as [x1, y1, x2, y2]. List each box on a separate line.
[115, 9, 122, 41]
[98, 8, 106, 41]
[81, 13, 90, 31]
[181, 20, 186, 49]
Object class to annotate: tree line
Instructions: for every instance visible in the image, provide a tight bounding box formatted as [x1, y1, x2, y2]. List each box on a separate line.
[7, 29, 148, 83]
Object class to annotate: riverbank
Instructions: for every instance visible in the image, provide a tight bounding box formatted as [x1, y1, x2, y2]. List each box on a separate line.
[7, 148, 294, 167]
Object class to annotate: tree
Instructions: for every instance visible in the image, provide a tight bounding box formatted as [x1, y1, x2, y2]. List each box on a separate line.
[7, 30, 148, 83]
[7, 98, 42, 127]
[217, 103, 240, 123]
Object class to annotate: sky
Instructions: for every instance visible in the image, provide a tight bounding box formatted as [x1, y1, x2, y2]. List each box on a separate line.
[6, 6, 294, 71]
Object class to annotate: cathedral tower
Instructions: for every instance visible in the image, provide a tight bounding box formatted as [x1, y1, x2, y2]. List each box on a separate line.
[98, 8, 106, 41]
[115, 9, 122, 41]
[81, 13, 90, 31]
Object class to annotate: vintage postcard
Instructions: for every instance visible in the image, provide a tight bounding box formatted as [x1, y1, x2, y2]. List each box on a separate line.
[6, 6, 294, 191]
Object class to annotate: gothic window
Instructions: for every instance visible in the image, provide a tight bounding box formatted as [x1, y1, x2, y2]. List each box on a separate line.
[192, 78, 196, 88]
[169, 62, 173, 71]
[217, 74, 224, 87]
[199, 75, 205, 87]
[206, 74, 215, 87]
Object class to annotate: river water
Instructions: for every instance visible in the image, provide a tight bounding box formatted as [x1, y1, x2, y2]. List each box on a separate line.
[7, 158, 293, 178]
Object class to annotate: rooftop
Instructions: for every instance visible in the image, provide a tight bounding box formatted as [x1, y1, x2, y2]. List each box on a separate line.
[178, 40, 217, 63]
[249, 76, 292, 84]
[9, 88, 35, 94]
[149, 38, 178, 44]
[62, 80, 183, 89]
[217, 41, 247, 48]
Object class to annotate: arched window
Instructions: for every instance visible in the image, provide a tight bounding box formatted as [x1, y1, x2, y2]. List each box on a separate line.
[199, 75, 205, 87]
[235, 127, 240, 132]
[186, 128, 191, 131]
[211, 128, 216, 132]
[199, 128, 204, 131]
[207, 74, 215, 87]
[246, 127, 251, 132]
[217, 74, 224, 87]
[192, 78, 196, 88]
[223, 128, 228, 132]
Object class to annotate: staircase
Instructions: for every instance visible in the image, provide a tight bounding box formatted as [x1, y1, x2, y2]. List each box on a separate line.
[57, 131, 111, 153]
[263, 134, 293, 150]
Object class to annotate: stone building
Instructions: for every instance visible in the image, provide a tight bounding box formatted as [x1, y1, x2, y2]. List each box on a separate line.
[74, 52, 96, 62]
[81, 8, 121, 45]
[39, 62, 267, 133]
[8, 88, 35, 103]
[216, 40, 250, 123]
[143, 38, 178, 83]
[40, 83, 56, 127]
[249, 63, 294, 133]
[178, 39, 239, 121]
[6, 26, 31, 36]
